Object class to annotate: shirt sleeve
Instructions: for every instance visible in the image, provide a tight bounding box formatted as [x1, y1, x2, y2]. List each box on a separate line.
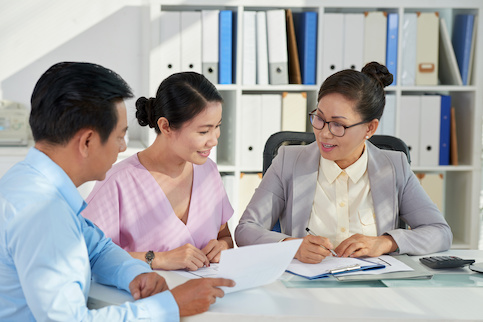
[9, 199, 179, 322]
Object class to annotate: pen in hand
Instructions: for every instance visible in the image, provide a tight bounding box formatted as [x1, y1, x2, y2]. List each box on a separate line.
[305, 227, 338, 256]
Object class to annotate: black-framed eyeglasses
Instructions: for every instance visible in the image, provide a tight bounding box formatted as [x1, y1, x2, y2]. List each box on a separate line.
[308, 109, 368, 137]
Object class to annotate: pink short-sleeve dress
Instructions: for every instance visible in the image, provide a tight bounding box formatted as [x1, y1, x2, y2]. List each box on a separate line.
[82, 154, 233, 252]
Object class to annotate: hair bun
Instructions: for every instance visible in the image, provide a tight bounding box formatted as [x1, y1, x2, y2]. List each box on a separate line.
[135, 97, 157, 128]
[361, 62, 393, 88]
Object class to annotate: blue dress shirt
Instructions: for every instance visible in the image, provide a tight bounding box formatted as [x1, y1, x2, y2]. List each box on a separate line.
[0, 148, 179, 321]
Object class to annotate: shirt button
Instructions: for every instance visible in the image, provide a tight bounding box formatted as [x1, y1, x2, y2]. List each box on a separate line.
[341, 227, 346, 232]
[339, 202, 345, 207]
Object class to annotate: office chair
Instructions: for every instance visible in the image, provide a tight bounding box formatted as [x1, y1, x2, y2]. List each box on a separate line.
[262, 131, 411, 231]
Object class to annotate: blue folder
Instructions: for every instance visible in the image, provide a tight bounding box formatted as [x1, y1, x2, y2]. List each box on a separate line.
[293, 11, 318, 85]
[386, 13, 398, 86]
[219, 10, 233, 84]
[439, 95, 451, 165]
[452, 14, 474, 85]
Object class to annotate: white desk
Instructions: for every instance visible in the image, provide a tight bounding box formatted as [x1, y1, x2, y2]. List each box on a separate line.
[88, 250, 483, 321]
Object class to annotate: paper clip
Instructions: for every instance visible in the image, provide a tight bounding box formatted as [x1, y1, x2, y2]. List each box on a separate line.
[329, 264, 361, 274]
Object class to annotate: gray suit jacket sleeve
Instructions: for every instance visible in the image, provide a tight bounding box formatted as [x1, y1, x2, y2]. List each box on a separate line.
[235, 141, 453, 255]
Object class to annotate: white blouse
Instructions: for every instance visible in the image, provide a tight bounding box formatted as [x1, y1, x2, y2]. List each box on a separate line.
[307, 144, 377, 247]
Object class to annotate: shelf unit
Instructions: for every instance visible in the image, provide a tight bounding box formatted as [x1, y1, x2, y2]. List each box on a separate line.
[148, 0, 483, 249]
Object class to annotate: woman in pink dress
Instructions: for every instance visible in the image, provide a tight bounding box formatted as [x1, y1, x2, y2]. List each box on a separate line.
[82, 72, 233, 271]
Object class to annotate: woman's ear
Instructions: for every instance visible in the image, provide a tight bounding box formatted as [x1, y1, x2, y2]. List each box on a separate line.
[157, 117, 171, 136]
[365, 119, 379, 139]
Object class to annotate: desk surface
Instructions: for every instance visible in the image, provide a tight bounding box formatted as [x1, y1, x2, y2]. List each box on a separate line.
[88, 250, 483, 321]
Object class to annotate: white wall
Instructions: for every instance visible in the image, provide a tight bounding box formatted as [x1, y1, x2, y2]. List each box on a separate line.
[0, 0, 149, 140]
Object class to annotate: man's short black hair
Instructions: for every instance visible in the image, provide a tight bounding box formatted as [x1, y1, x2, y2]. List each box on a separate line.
[30, 62, 133, 145]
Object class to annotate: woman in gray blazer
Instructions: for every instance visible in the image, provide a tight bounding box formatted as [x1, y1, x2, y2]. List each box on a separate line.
[235, 62, 452, 263]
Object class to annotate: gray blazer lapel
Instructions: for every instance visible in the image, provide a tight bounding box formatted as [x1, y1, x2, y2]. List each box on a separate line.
[367, 143, 399, 234]
[292, 142, 320, 236]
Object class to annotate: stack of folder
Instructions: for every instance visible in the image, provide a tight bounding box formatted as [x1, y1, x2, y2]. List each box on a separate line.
[159, 10, 235, 85]
[321, 11, 476, 87]
[243, 9, 318, 85]
[322, 11, 396, 85]
[401, 13, 477, 86]
[239, 92, 307, 171]
[398, 94, 456, 167]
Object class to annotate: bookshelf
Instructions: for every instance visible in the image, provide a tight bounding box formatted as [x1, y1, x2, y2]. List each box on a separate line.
[147, 0, 483, 249]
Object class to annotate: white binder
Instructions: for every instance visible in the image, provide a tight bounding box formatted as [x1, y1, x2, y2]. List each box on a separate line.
[202, 10, 219, 84]
[399, 95, 421, 166]
[416, 12, 439, 85]
[261, 94, 282, 150]
[240, 95, 263, 171]
[282, 92, 307, 132]
[243, 11, 257, 85]
[378, 94, 396, 136]
[401, 13, 417, 86]
[363, 11, 387, 65]
[266, 9, 289, 85]
[438, 18, 463, 86]
[419, 95, 441, 166]
[343, 13, 364, 71]
[181, 11, 202, 73]
[159, 11, 181, 79]
[256, 11, 269, 85]
[322, 13, 344, 80]
[209, 146, 217, 164]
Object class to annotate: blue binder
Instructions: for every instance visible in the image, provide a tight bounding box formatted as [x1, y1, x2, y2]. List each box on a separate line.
[293, 11, 317, 85]
[219, 10, 233, 84]
[386, 13, 398, 86]
[439, 95, 451, 165]
[452, 14, 474, 85]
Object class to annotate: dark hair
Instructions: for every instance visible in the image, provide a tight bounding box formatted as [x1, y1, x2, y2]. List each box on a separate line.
[30, 62, 133, 145]
[136, 72, 223, 133]
[317, 62, 393, 121]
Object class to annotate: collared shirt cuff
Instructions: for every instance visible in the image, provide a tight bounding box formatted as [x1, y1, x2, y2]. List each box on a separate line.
[137, 290, 180, 322]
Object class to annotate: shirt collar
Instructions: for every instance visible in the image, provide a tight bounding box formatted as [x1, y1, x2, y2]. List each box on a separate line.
[25, 147, 87, 215]
[322, 143, 368, 184]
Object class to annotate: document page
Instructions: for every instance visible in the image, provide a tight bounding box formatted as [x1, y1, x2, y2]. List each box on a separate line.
[338, 255, 413, 276]
[174, 239, 302, 293]
[287, 256, 379, 279]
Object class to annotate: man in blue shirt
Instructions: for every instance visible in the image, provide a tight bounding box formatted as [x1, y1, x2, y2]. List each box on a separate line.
[0, 62, 234, 321]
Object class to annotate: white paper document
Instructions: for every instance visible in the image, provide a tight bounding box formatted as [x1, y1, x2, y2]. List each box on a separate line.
[286, 255, 414, 279]
[339, 255, 414, 276]
[174, 239, 302, 293]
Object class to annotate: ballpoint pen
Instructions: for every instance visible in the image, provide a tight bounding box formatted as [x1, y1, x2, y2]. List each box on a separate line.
[305, 227, 338, 256]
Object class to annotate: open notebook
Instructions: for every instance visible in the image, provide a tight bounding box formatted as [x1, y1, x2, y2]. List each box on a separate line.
[286, 256, 385, 280]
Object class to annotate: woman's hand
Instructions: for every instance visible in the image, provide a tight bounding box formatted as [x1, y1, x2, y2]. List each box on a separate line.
[335, 234, 398, 258]
[201, 239, 231, 263]
[156, 244, 210, 271]
[201, 223, 233, 263]
[285, 235, 334, 264]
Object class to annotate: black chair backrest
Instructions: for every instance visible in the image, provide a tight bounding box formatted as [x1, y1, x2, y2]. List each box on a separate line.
[262, 131, 411, 176]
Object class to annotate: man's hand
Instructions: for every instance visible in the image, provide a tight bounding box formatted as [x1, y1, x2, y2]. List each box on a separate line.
[129, 272, 169, 300]
[334, 234, 398, 258]
[171, 278, 235, 316]
[285, 235, 334, 264]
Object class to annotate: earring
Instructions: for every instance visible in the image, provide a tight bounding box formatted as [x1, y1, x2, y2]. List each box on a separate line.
[365, 136, 369, 139]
